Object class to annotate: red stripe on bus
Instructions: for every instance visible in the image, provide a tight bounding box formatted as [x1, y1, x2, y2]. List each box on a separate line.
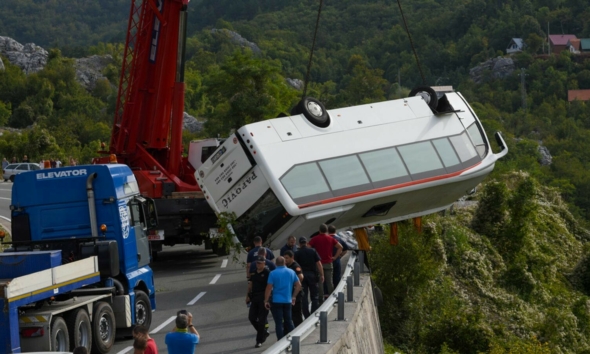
[298, 162, 482, 209]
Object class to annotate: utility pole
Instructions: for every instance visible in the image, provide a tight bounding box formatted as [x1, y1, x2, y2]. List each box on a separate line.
[548, 22, 551, 55]
[521, 68, 527, 114]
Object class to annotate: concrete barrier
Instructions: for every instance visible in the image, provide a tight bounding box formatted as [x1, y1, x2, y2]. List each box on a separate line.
[296, 274, 384, 354]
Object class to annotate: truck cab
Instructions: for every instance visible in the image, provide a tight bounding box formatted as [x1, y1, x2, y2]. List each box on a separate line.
[3, 164, 158, 353]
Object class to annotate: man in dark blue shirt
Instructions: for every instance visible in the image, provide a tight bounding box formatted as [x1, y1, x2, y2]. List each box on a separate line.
[328, 225, 349, 288]
[280, 235, 298, 256]
[248, 248, 277, 273]
[246, 236, 275, 278]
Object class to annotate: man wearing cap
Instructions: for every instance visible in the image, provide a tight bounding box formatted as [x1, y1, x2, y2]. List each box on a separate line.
[247, 255, 271, 348]
[264, 256, 301, 340]
[294, 236, 324, 317]
[165, 313, 199, 354]
[246, 236, 275, 279]
[248, 248, 276, 273]
[309, 224, 342, 302]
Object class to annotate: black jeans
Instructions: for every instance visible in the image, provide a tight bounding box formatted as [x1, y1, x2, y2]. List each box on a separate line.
[301, 271, 319, 317]
[248, 299, 269, 343]
[271, 303, 293, 340]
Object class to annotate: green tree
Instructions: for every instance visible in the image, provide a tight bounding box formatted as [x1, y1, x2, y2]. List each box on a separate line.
[203, 50, 297, 136]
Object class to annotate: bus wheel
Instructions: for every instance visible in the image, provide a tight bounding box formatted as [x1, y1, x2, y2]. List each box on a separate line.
[409, 86, 438, 110]
[134, 290, 152, 329]
[292, 97, 330, 127]
[92, 302, 116, 354]
[66, 308, 92, 351]
[50, 316, 70, 352]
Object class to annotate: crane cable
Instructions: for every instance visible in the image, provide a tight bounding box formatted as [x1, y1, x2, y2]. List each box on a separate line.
[396, 0, 426, 85]
[302, 0, 324, 99]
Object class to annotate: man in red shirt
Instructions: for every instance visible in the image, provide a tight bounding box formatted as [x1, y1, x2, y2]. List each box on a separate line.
[309, 224, 342, 302]
[133, 325, 158, 354]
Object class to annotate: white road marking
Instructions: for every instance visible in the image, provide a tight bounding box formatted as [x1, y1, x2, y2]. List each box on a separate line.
[210, 274, 221, 284]
[0, 215, 10, 222]
[116, 346, 133, 354]
[187, 291, 206, 305]
[221, 259, 228, 268]
[150, 315, 176, 334]
[0, 197, 10, 200]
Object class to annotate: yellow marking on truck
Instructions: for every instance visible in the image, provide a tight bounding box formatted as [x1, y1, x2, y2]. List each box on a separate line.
[8, 272, 100, 303]
[19, 315, 49, 323]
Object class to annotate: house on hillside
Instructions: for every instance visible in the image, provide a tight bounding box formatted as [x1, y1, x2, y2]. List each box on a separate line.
[506, 38, 525, 54]
[549, 34, 578, 54]
[581, 39, 590, 53]
[568, 90, 590, 102]
[567, 39, 581, 53]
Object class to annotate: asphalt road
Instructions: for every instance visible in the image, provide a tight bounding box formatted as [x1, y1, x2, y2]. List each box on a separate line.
[0, 181, 278, 353]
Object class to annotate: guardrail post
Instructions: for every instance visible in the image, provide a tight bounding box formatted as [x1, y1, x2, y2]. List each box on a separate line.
[354, 259, 360, 286]
[317, 311, 330, 344]
[346, 275, 354, 302]
[359, 251, 365, 273]
[291, 336, 300, 354]
[337, 292, 346, 321]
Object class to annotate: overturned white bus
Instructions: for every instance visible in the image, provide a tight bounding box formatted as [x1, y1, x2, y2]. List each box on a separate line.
[196, 88, 508, 248]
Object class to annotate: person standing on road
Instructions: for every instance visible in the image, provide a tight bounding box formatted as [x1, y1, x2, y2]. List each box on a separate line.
[133, 336, 147, 354]
[280, 235, 298, 256]
[328, 225, 349, 288]
[264, 256, 301, 340]
[133, 325, 158, 354]
[248, 247, 277, 273]
[246, 236, 275, 278]
[247, 255, 271, 348]
[309, 224, 342, 303]
[165, 312, 200, 354]
[283, 250, 304, 327]
[294, 237, 324, 317]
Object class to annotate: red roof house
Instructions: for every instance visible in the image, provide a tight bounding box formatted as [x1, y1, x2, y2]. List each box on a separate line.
[568, 90, 590, 102]
[549, 35, 578, 54]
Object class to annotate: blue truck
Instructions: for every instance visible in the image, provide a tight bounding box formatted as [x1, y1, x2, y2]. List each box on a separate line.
[0, 164, 158, 353]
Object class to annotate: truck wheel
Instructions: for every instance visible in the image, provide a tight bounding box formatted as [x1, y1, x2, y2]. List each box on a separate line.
[134, 290, 152, 329]
[212, 240, 229, 256]
[92, 302, 116, 354]
[50, 316, 70, 352]
[66, 308, 92, 351]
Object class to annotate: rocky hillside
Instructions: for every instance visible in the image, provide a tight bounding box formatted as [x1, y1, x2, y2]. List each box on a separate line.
[372, 171, 590, 353]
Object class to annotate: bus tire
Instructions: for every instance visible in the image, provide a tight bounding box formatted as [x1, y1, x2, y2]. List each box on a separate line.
[409, 86, 438, 110]
[50, 316, 70, 352]
[66, 308, 92, 351]
[134, 290, 152, 329]
[92, 302, 116, 354]
[292, 97, 330, 127]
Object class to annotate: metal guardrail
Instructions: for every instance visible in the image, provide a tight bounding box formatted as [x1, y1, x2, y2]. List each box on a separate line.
[263, 252, 361, 354]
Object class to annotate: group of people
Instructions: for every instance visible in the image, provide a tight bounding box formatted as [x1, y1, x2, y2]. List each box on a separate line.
[246, 224, 350, 348]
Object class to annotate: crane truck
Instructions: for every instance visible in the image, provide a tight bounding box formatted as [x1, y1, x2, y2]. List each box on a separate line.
[1, 164, 158, 353]
[92, 0, 222, 259]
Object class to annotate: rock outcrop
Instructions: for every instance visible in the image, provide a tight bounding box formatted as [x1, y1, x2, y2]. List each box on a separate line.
[210, 29, 261, 55]
[183, 112, 204, 133]
[538, 143, 552, 166]
[73, 55, 114, 91]
[469, 56, 516, 84]
[286, 78, 303, 91]
[0, 36, 48, 74]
